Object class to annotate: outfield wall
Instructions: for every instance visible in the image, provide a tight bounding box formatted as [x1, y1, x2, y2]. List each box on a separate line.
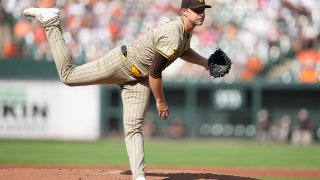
[0, 80, 100, 140]
[100, 82, 320, 140]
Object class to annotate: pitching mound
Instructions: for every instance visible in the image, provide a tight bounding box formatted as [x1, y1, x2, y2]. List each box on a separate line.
[1, 165, 320, 179]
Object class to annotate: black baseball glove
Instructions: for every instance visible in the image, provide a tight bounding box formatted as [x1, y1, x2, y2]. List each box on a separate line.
[208, 48, 232, 78]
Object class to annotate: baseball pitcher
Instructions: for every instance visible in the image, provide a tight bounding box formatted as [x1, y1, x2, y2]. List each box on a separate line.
[23, 0, 231, 179]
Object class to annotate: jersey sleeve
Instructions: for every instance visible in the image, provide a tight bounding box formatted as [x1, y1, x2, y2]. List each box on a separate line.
[154, 28, 181, 60]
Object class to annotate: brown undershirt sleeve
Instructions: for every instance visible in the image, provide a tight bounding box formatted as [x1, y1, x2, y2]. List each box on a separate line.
[149, 51, 169, 79]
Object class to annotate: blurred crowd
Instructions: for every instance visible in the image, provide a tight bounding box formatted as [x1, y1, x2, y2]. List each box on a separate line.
[1, 0, 320, 83]
[256, 108, 318, 145]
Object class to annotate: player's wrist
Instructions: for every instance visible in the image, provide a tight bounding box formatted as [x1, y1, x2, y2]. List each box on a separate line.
[156, 99, 166, 104]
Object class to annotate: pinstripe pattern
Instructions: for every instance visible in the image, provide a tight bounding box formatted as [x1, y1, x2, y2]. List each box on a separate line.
[41, 15, 188, 180]
[44, 18, 136, 86]
[126, 17, 191, 76]
[121, 79, 150, 178]
[44, 17, 149, 179]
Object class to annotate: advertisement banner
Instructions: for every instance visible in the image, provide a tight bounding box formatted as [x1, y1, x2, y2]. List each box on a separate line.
[0, 80, 100, 140]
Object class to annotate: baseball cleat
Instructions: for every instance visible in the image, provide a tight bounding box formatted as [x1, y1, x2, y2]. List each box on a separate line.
[23, 8, 59, 24]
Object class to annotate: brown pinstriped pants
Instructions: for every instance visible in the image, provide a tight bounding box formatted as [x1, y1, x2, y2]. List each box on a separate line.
[44, 18, 149, 179]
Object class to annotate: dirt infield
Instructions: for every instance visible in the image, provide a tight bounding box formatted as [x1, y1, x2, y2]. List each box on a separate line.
[1, 164, 320, 180]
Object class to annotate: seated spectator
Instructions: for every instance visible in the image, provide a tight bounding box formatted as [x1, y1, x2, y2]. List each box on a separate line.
[0, 8, 13, 57]
[298, 49, 319, 83]
[270, 115, 292, 143]
[256, 109, 271, 142]
[299, 65, 318, 83]
[240, 56, 264, 81]
[2, 42, 19, 58]
[291, 108, 318, 145]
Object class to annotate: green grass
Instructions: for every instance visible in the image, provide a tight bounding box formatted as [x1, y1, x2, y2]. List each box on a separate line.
[263, 178, 317, 180]
[0, 140, 128, 165]
[145, 139, 320, 168]
[0, 139, 319, 168]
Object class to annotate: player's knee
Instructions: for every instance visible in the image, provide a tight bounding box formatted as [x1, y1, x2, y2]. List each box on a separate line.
[124, 128, 143, 139]
[60, 78, 76, 87]
[124, 121, 143, 133]
[126, 127, 143, 133]
[58, 64, 77, 86]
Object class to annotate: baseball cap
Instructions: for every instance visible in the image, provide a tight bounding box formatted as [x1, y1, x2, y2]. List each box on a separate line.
[181, 0, 212, 9]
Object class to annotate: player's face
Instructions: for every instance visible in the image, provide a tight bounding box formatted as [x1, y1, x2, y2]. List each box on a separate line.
[187, 7, 206, 26]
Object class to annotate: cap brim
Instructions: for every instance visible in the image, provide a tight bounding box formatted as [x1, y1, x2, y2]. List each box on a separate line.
[190, 5, 212, 9]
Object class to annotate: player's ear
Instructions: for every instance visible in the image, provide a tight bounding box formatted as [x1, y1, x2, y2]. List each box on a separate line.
[181, 8, 188, 16]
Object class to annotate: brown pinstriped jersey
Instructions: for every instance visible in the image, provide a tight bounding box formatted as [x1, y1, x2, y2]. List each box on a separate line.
[126, 17, 191, 76]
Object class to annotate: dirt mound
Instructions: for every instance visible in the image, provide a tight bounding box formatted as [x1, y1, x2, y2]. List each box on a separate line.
[1, 164, 319, 180]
